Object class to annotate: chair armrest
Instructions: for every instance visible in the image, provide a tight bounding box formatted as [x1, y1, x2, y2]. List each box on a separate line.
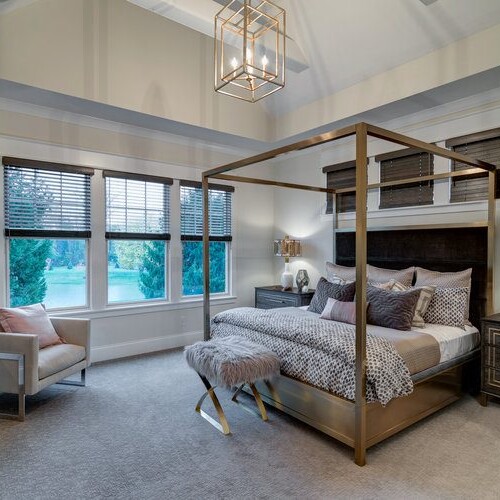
[50, 317, 91, 363]
[0, 333, 39, 394]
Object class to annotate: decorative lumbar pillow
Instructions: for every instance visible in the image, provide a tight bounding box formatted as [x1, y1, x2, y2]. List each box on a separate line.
[423, 287, 469, 328]
[367, 264, 415, 287]
[308, 278, 356, 314]
[415, 267, 472, 323]
[326, 262, 356, 283]
[320, 298, 358, 325]
[0, 303, 62, 349]
[390, 281, 436, 328]
[366, 285, 420, 331]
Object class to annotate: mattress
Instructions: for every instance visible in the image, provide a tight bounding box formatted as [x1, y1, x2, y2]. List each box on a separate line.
[298, 305, 479, 364]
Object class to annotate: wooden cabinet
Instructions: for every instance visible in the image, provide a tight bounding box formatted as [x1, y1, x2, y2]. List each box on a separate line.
[481, 314, 500, 405]
[255, 286, 315, 310]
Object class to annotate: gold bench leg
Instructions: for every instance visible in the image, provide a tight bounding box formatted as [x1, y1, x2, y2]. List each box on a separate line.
[195, 374, 230, 435]
[232, 382, 268, 421]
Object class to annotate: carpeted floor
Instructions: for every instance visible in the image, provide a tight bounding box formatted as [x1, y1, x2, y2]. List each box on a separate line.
[0, 349, 499, 500]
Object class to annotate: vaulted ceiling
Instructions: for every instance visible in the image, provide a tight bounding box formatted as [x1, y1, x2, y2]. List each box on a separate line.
[127, 0, 500, 116]
[1, 0, 500, 149]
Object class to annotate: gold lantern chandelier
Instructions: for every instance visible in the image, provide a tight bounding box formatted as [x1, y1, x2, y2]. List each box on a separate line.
[214, 0, 286, 103]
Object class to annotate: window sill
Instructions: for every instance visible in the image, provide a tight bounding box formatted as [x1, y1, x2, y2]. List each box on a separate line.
[49, 295, 238, 320]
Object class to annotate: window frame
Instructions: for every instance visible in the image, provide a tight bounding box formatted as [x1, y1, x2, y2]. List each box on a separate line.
[179, 180, 233, 298]
[3, 157, 94, 311]
[103, 170, 173, 305]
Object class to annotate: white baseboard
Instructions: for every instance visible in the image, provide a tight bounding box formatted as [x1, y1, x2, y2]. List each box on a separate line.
[90, 330, 203, 363]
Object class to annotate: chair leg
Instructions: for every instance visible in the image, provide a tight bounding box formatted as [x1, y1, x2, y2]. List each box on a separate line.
[56, 369, 86, 387]
[195, 374, 230, 435]
[232, 382, 268, 421]
[18, 392, 25, 422]
[0, 352, 25, 421]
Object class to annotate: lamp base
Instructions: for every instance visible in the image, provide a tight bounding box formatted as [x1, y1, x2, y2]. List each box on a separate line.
[281, 263, 294, 291]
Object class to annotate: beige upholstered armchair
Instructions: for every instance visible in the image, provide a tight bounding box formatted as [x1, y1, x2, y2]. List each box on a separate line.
[0, 317, 90, 421]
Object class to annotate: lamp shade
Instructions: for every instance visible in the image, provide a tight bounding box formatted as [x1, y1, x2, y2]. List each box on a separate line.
[274, 236, 301, 258]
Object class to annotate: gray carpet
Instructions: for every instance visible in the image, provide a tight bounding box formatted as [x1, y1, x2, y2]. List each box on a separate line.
[1, 349, 499, 500]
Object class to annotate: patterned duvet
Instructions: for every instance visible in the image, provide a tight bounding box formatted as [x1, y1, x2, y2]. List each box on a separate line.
[211, 307, 414, 405]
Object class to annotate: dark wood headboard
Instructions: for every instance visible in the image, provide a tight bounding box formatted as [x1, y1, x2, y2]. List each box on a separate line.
[336, 226, 488, 328]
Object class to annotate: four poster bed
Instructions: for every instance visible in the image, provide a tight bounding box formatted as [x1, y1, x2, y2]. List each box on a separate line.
[200, 123, 497, 466]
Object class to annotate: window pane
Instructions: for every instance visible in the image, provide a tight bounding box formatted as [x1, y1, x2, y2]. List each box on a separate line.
[182, 241, 227, 296]
[108, 240, 166, 303]
[9, 238, 87, 309]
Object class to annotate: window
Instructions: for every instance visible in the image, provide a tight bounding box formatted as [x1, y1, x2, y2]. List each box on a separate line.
[446, 129, 500, 203]
[376, 149, 434, 209]
[323, 160, 356, 214]
[104, 171, 172, 303]
[180, 180, 233, 296]
[3, 157, 93, 309]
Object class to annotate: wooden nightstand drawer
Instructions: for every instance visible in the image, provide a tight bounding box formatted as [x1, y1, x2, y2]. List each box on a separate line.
[484, 368, 500, 390]
[255, 286, 315, 310]
[481, 315, 500, 402]
[484, 325, 500, 347]
[483, 345, 500, 371]
[256, 293, 296, 309]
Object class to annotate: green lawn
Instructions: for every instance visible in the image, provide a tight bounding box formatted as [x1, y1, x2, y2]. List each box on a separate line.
[44, 266, 144, 308]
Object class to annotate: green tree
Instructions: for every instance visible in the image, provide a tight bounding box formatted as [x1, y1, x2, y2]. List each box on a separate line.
[182, 241, 226, 295]
[138, 241, 165, 299]
[7, 169, 54, 306]
[10, 239, 52, 306]
[115, 240, 143, 269]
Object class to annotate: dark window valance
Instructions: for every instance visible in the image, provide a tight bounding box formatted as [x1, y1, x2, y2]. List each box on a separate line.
[446, 131, 500, 203]
[378, 151, 434, 209]
[105, 174, 170, 240]
[4, 160, 92, 238]
[180, 182, 233, 241]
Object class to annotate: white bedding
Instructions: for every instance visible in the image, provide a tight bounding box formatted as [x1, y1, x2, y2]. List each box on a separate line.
[414, 323, 479, 362]
[298, 305, 480, 363]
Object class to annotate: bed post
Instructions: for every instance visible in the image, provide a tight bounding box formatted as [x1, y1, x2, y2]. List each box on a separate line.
[202, 175, 211, 341]
[354, 123, 368, 466]
[487, 170, 496, 315]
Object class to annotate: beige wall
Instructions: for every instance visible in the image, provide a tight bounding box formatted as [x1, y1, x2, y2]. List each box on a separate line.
[0, 0, 271, 142]
[0, 105, 276, 362]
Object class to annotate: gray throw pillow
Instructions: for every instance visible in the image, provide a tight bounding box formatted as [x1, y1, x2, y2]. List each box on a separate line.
[366, 285, 421, 331]
[308, 278, 356, 314]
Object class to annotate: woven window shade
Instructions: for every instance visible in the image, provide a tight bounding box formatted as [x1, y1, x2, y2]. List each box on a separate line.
[378, 150, 434, 209]
[104, 171, 171, 240]
[3, 158, 93, 238]
[447, 135, 500, 203]
[180, 181, 233, 241]
[323, 161, 356, 214]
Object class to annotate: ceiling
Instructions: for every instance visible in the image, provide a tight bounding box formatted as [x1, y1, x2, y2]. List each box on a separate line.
[1, 0, 499, 150]
[127, 0, 500, 116]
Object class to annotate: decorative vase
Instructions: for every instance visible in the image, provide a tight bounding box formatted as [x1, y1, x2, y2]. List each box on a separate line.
[296, 269, 310, 293]
[281, 262, 294, 290]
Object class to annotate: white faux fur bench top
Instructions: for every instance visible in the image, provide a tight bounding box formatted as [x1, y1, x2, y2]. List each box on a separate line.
[184, 336, 280, 388]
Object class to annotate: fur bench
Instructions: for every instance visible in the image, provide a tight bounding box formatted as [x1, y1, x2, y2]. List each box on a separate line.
[185, 336, 280, 434]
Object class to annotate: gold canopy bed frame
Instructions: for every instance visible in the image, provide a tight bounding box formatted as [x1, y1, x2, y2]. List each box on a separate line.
[201, 123, 497, 466]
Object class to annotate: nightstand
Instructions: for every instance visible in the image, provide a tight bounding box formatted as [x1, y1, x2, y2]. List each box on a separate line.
[480, 313, 500, 406]
[255, 286, 315, 310]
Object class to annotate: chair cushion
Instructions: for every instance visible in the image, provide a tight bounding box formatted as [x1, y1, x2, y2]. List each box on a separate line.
[0, 303, 62, 349]
[184, 336, 280, 388]
[38, 344, 86, 380]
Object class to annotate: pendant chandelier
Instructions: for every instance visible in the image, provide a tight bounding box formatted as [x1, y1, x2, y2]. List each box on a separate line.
[214, 0, 286, 103]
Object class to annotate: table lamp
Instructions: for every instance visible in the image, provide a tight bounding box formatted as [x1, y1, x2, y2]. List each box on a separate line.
[274, 236, 301, 290]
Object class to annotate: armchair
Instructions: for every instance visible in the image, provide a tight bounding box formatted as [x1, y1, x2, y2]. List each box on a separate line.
[0, 317, 91, 421]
